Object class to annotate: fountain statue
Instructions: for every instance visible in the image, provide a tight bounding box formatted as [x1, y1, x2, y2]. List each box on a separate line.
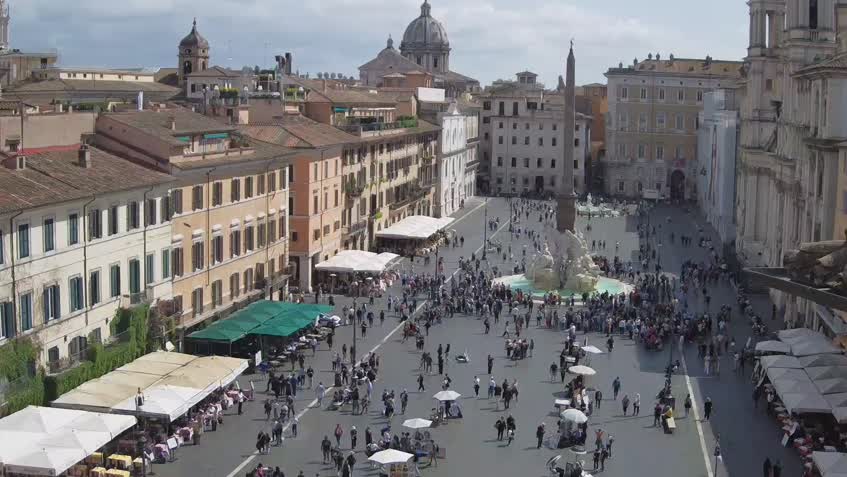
[526, 230, 601, 294]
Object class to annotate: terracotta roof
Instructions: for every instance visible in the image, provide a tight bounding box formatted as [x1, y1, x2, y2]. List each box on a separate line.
[102, 108, 236, 146]
[240, 115, 358, 148]
[186, 66, 242, 78]
[359, 46, 422, 74]
[306, 87, 398, 106]
[438, 70, 479, 84]
[170, 143, 293, 171]
[606, 58, 743, 77]
[5, 78, 179, 94]
[0, 146, 173, 214]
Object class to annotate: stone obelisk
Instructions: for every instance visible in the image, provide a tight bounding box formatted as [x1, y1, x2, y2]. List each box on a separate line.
[556, 43, 577, 233]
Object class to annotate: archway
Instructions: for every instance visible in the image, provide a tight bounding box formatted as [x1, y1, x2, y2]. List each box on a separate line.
[670, 170, 686, 200]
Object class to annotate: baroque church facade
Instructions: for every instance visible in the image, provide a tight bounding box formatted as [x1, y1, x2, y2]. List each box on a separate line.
[358, 0, 479, 97]
[736, 0, 847, 332]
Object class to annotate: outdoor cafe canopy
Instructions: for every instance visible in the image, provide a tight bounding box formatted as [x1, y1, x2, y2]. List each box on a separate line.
[187, 301, 332, 343]
[314, 250, 400, 274]
[51, 351, 247, 422]
[0, 406, 136, 476]
[375, 215, 454, 240]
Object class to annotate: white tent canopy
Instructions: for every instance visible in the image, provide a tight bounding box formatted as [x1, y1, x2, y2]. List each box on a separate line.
[767, 367, 808, 382]
[778, 328, 823, 344]
[816, 378, 847, 395]
[800, 354, 847, 368]
[813, 451, 847, 477]
[52, 351, 247, 422]
[790, 336, 844, 357]
[806, 366, 847, 381]
[315, 250, 400, 274]
[756, 340, 791, 354]
[760, 355, 803, 370]
[782, 391, 833, 414]
[0, 406, 136, 476]
[375, 216, 454, 240]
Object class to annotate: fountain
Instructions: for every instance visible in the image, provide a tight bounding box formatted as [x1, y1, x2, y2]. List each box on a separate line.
[494, 228, 632, 302]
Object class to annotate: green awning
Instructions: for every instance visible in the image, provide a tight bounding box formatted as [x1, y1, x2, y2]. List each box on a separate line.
[187, 301, 333, 343]
[204, 133, 229, 140]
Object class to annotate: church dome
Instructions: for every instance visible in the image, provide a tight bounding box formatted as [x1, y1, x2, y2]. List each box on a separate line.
[180, 19, 209, 49]
[401, 1, 449, 48]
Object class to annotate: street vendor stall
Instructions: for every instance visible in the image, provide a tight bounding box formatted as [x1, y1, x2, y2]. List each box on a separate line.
[375, 216, 454, 256]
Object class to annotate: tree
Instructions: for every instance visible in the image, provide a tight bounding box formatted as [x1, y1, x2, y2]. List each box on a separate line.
[317, 72, 323, 79]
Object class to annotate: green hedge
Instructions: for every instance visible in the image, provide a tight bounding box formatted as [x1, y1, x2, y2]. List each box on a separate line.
[44, 304, 150, 402]
[5, 376, 45, 415]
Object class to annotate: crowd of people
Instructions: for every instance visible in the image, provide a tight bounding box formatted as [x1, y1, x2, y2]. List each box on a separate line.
[238, 196, 785, 477]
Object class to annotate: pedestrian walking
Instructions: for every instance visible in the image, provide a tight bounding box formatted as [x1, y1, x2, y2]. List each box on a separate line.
[612, 377, 621, 400]
[763, 457, 772, 477]
[506, 428, 515, 446]
[684, 394, 692, 417]
[703, 397, 713, 421]
[633, 393, 641, 415]
[536, 423, 545, 449]
[595, 389, 603, 408]
[473, 376, 480, 397]
[334, 423, 343, 447]
[417, 374, 425, 392]
[621, 395, 630, 416]
[350, 426, 358, 449]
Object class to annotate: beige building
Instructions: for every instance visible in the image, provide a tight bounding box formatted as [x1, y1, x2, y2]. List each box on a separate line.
[603, 55, 742, 199]
[478, 72, 591, 196]
[0, 144, 174, 368]
[94, 108, 293, 334]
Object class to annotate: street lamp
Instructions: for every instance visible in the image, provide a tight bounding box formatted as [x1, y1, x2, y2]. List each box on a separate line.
[351, 298, 357, 364]
[482, 197, 489, 260]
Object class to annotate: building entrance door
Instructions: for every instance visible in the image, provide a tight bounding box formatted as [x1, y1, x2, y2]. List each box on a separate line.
[534, 176, 544, 194]
[670, 170, 686, 200]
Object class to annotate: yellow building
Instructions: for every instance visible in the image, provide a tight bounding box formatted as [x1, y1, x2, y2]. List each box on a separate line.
[94, 107, 293, 335]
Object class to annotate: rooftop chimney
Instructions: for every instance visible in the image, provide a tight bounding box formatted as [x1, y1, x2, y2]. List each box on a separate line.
[78, 144, 91, 168]
[3, 154, 25, 170]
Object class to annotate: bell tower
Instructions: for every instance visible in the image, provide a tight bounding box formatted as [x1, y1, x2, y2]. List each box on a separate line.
[177, 18, 210, 87]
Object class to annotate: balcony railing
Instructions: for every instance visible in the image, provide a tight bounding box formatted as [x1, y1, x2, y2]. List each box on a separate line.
[343, 221, 368, 236]
[345, 182, 365, 198]
[337, 117, 419, 136]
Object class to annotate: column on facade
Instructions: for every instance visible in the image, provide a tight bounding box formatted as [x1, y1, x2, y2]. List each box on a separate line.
[299, 255, 312, 293]
[744, 170, 758, 240]
[822, 153, 838, 240]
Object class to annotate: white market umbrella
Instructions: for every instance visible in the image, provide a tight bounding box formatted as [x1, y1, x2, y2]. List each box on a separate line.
[581, 345, 604, 354]
[368, 449, 414, 465]
[561, 408, 589, 424]
[402, 418, 433, 429]
[433, 390, 461, 401]
[569, 365, 597, 376]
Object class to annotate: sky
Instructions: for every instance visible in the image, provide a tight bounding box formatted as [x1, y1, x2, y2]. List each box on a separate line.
[12, 0, 749, 87]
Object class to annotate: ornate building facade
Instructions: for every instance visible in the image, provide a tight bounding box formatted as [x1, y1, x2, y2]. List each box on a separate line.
[736, 0, 847, 332]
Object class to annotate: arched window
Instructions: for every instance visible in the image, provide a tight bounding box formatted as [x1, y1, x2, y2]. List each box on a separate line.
[183, 61, 193, 76]
[185, 49, 191, 55]
[201, 61, 207, 71]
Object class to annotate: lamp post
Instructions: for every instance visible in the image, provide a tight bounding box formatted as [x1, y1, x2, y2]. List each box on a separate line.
[482, 197, 488, 260]
[351, 299, 357, 364]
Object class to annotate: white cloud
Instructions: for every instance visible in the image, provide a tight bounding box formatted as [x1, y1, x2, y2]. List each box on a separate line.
[11, 0, 747, 85]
